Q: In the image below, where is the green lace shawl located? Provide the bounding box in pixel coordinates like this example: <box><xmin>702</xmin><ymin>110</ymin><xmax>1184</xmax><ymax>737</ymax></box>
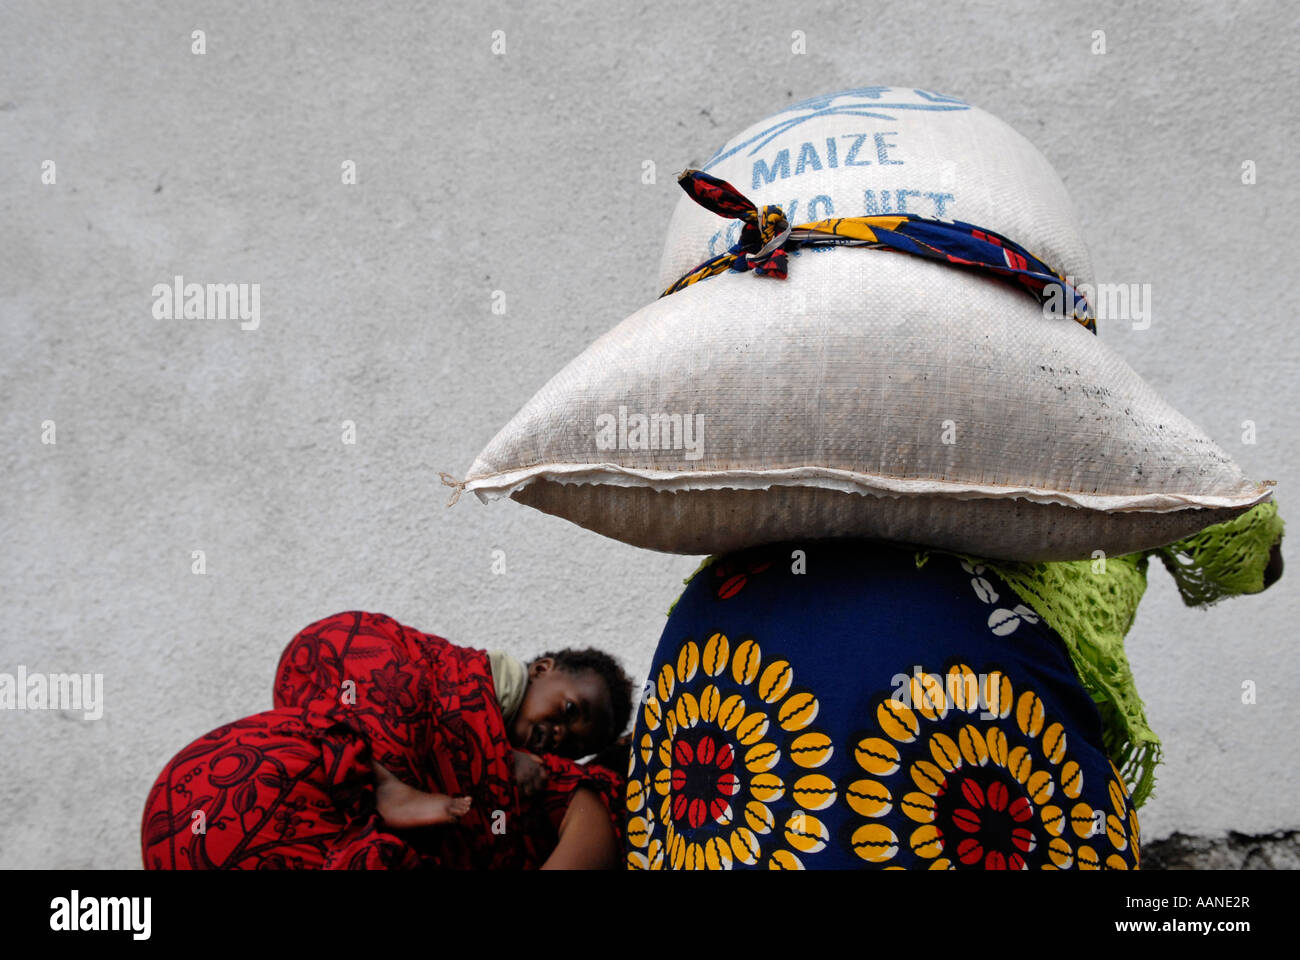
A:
<box><xmin>666</xmin><ymin>500</ymin><xmax>1284</xmax><ymax>810</ymax></box>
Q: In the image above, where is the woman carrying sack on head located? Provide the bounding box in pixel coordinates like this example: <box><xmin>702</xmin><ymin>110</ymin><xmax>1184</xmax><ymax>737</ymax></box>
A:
<box><xmin>625</xmin><ymin>502</ymin><xmax>1282</xmax><ymax>869</ymax></box>
<box><xmin>444</xmin><ymin>87</ymin><xmax>1285</xmax><ymax>871</ymax></box>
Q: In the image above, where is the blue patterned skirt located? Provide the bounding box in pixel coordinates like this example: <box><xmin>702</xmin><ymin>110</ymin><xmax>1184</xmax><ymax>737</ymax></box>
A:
<box><xmin>625</xmin><ymin>539</ymin><xmax>1140</xmax><ymax>870</ymax></box>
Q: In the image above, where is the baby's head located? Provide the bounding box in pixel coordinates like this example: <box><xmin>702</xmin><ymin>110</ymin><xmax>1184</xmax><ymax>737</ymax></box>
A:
<box><xmin>510</xmin><ymin>647</ymin><xmax>633</xmax><ymax>761</ymax></box>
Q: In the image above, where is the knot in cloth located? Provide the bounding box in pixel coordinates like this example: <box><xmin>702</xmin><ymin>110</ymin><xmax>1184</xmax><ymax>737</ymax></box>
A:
<box><xmin>662</xmin><ymin>168</ymin><xmax>1097</xmax><ymax>335</ymax></box>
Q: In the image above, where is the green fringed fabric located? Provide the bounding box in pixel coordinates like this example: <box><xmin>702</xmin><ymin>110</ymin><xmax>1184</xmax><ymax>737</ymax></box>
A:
<box><xmin>664</xmin><ymin>500</ymin><xmax>1284</xmax><ymax>811</ymax></box>
<box><xmin>923</xmin><ymin>549</ymin><xmax>1163</xmax><ymax>809</ymax></box>
<box><xmin>1151</xmin><ymin>499</ymin><xmax>1285</xmax><ymax>607</ymax></box>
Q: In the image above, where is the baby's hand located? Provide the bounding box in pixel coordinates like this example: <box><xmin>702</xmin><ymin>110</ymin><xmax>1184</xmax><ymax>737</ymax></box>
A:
<box><xmin>511</xmin><ymin>749</ymin><xmax>550</xmax><ymax>798</ymax></box>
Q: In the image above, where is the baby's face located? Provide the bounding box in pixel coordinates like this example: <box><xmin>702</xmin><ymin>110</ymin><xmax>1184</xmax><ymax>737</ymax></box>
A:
<box><xmin>512</xmin><ymin>661</ymin><xmax>613</xmax><ymax>760</ymax></box>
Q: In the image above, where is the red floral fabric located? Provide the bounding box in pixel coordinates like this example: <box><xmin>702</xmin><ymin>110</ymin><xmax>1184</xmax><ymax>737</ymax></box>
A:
<box><xmin>141</xmin><ymin>611</ymin><xmax>623</xmax><ymax>869</ymax></box>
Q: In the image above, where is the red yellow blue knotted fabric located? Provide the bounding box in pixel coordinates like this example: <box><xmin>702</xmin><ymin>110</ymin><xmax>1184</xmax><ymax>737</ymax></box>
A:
<box><xmin>662</xmin><ymin>169</ymin><xmax>1097</xmax><ymax>335</ymax></box>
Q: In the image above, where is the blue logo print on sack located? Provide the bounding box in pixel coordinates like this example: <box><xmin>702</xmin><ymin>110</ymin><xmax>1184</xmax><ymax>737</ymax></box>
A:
<box><xmin>701</xmin><ymin>87</ymin><xmax>970</xmax><ymax>172</ymax></box>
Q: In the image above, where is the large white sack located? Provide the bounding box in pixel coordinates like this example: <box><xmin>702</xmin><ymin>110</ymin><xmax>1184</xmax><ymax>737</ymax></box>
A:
<box><xmin>452</xmin><ymin>87</ymin><xmax>1273</xmax><ymax>561</ymax></box>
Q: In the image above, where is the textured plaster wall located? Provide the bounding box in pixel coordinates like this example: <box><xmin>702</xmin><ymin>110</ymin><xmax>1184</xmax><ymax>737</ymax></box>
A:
<box><xmin>1</xmin><ymin>0</ymin><xmax>1296</xmax><ymax>868</ymax></box>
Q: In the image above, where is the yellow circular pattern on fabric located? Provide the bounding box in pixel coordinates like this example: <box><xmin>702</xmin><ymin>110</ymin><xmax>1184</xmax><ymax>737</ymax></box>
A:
<box><xmin>702</xmin><ymin>632</ymin><xmax>729</xmax><ymax>677</ymax></box>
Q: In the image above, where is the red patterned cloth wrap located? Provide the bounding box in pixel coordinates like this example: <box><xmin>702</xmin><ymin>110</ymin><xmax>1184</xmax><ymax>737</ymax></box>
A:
<box><xmin>141</xmin><ymin>611</ymin><xmax>623</xmax><ymax>869</ymax></box>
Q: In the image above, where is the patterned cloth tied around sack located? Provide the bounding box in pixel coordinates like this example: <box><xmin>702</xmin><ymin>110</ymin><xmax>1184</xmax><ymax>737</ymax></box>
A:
<box><xmin>661</xmin><ymin>168</ymin><xmax>1097</xmax><ymax>333</ymax></box>
<box><xmin>669</xmin><ymin>500</ymin><xmax>1284</xmax><ymax>809</ymax></box>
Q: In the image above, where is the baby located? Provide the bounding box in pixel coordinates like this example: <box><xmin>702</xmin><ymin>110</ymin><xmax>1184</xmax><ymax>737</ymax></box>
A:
<box><xmin>144</xmin><ymin>611</ymin><xmax>636</xmax><ymax>870</ymax></box>
<box><xmin>370</xmin><ymin>645</ymin><xmax>634</xmax><ymax>829</ymax></box>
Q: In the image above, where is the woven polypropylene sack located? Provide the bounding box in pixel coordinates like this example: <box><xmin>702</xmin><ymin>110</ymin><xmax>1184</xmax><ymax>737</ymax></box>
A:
<box><xmin>455</xmin><ymin>87</ymin><xmax>1272</xmax><ymax>561</ymax></box>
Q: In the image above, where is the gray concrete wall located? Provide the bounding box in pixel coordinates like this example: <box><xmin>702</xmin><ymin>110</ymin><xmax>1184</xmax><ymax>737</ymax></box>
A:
<box><xmin>1</xmin><ymin>0</ymin><xmax>1296</xmax><ymax>868</ymax></box>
